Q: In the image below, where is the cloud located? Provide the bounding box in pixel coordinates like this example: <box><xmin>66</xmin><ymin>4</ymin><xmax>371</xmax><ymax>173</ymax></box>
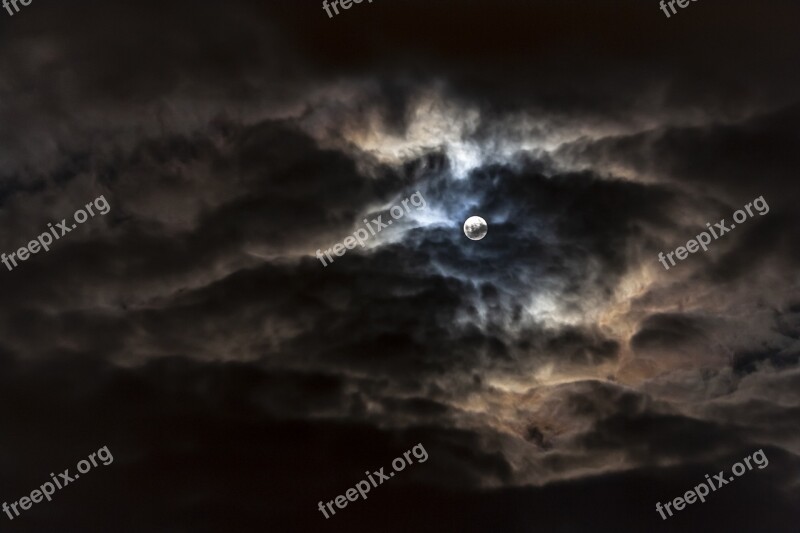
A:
<box><xmin>1</xmin><ymin>0</ymin><xmax>799</xmax><ymax>530</ymax></box>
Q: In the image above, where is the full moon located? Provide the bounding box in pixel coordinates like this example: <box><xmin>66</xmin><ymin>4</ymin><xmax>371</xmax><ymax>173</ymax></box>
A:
<box><xmin>463</xmin><ymin>216</ymin><xmax>488</xmax><ymax>240</ymax></box>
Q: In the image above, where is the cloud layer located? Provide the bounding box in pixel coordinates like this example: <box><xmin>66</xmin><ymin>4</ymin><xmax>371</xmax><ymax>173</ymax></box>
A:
<box><xmin>1</xmin><ymin>0</ymin><xmax>799</xmax><ymax>531</ymax></box>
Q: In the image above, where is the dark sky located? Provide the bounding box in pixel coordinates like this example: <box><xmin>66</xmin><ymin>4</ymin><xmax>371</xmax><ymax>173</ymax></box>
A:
<box><xmin>1</xmin><ymin>0</ymin><xmax>799</xmax><ymax>531</ymax></box>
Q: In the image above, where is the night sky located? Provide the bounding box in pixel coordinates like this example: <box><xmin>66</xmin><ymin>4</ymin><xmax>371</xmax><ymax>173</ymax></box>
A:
<box><xmin>1</xmin><ymin>0</ymin><xmax>799</xmax><ymax>531</ymax></box>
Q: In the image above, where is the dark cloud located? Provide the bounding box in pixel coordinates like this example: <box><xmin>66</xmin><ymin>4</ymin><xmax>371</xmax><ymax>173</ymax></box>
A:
<box><xmin>632</xmin><ymin>313</ymin><xmax>712</xmax><ymax>357</ymax></box>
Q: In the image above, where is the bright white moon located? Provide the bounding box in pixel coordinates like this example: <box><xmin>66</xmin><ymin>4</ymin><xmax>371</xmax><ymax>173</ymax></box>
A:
<box><xmin>463</xmin><ymin>216</ymin><xmax>488</xmax><ymax>240</ymax></box>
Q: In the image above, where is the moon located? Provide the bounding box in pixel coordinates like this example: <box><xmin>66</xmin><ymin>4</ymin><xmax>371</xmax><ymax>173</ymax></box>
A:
<box><xmin>463</xmin><ymin>216</ymin><xmax>488</xmax><ymax>240</ymax></box>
